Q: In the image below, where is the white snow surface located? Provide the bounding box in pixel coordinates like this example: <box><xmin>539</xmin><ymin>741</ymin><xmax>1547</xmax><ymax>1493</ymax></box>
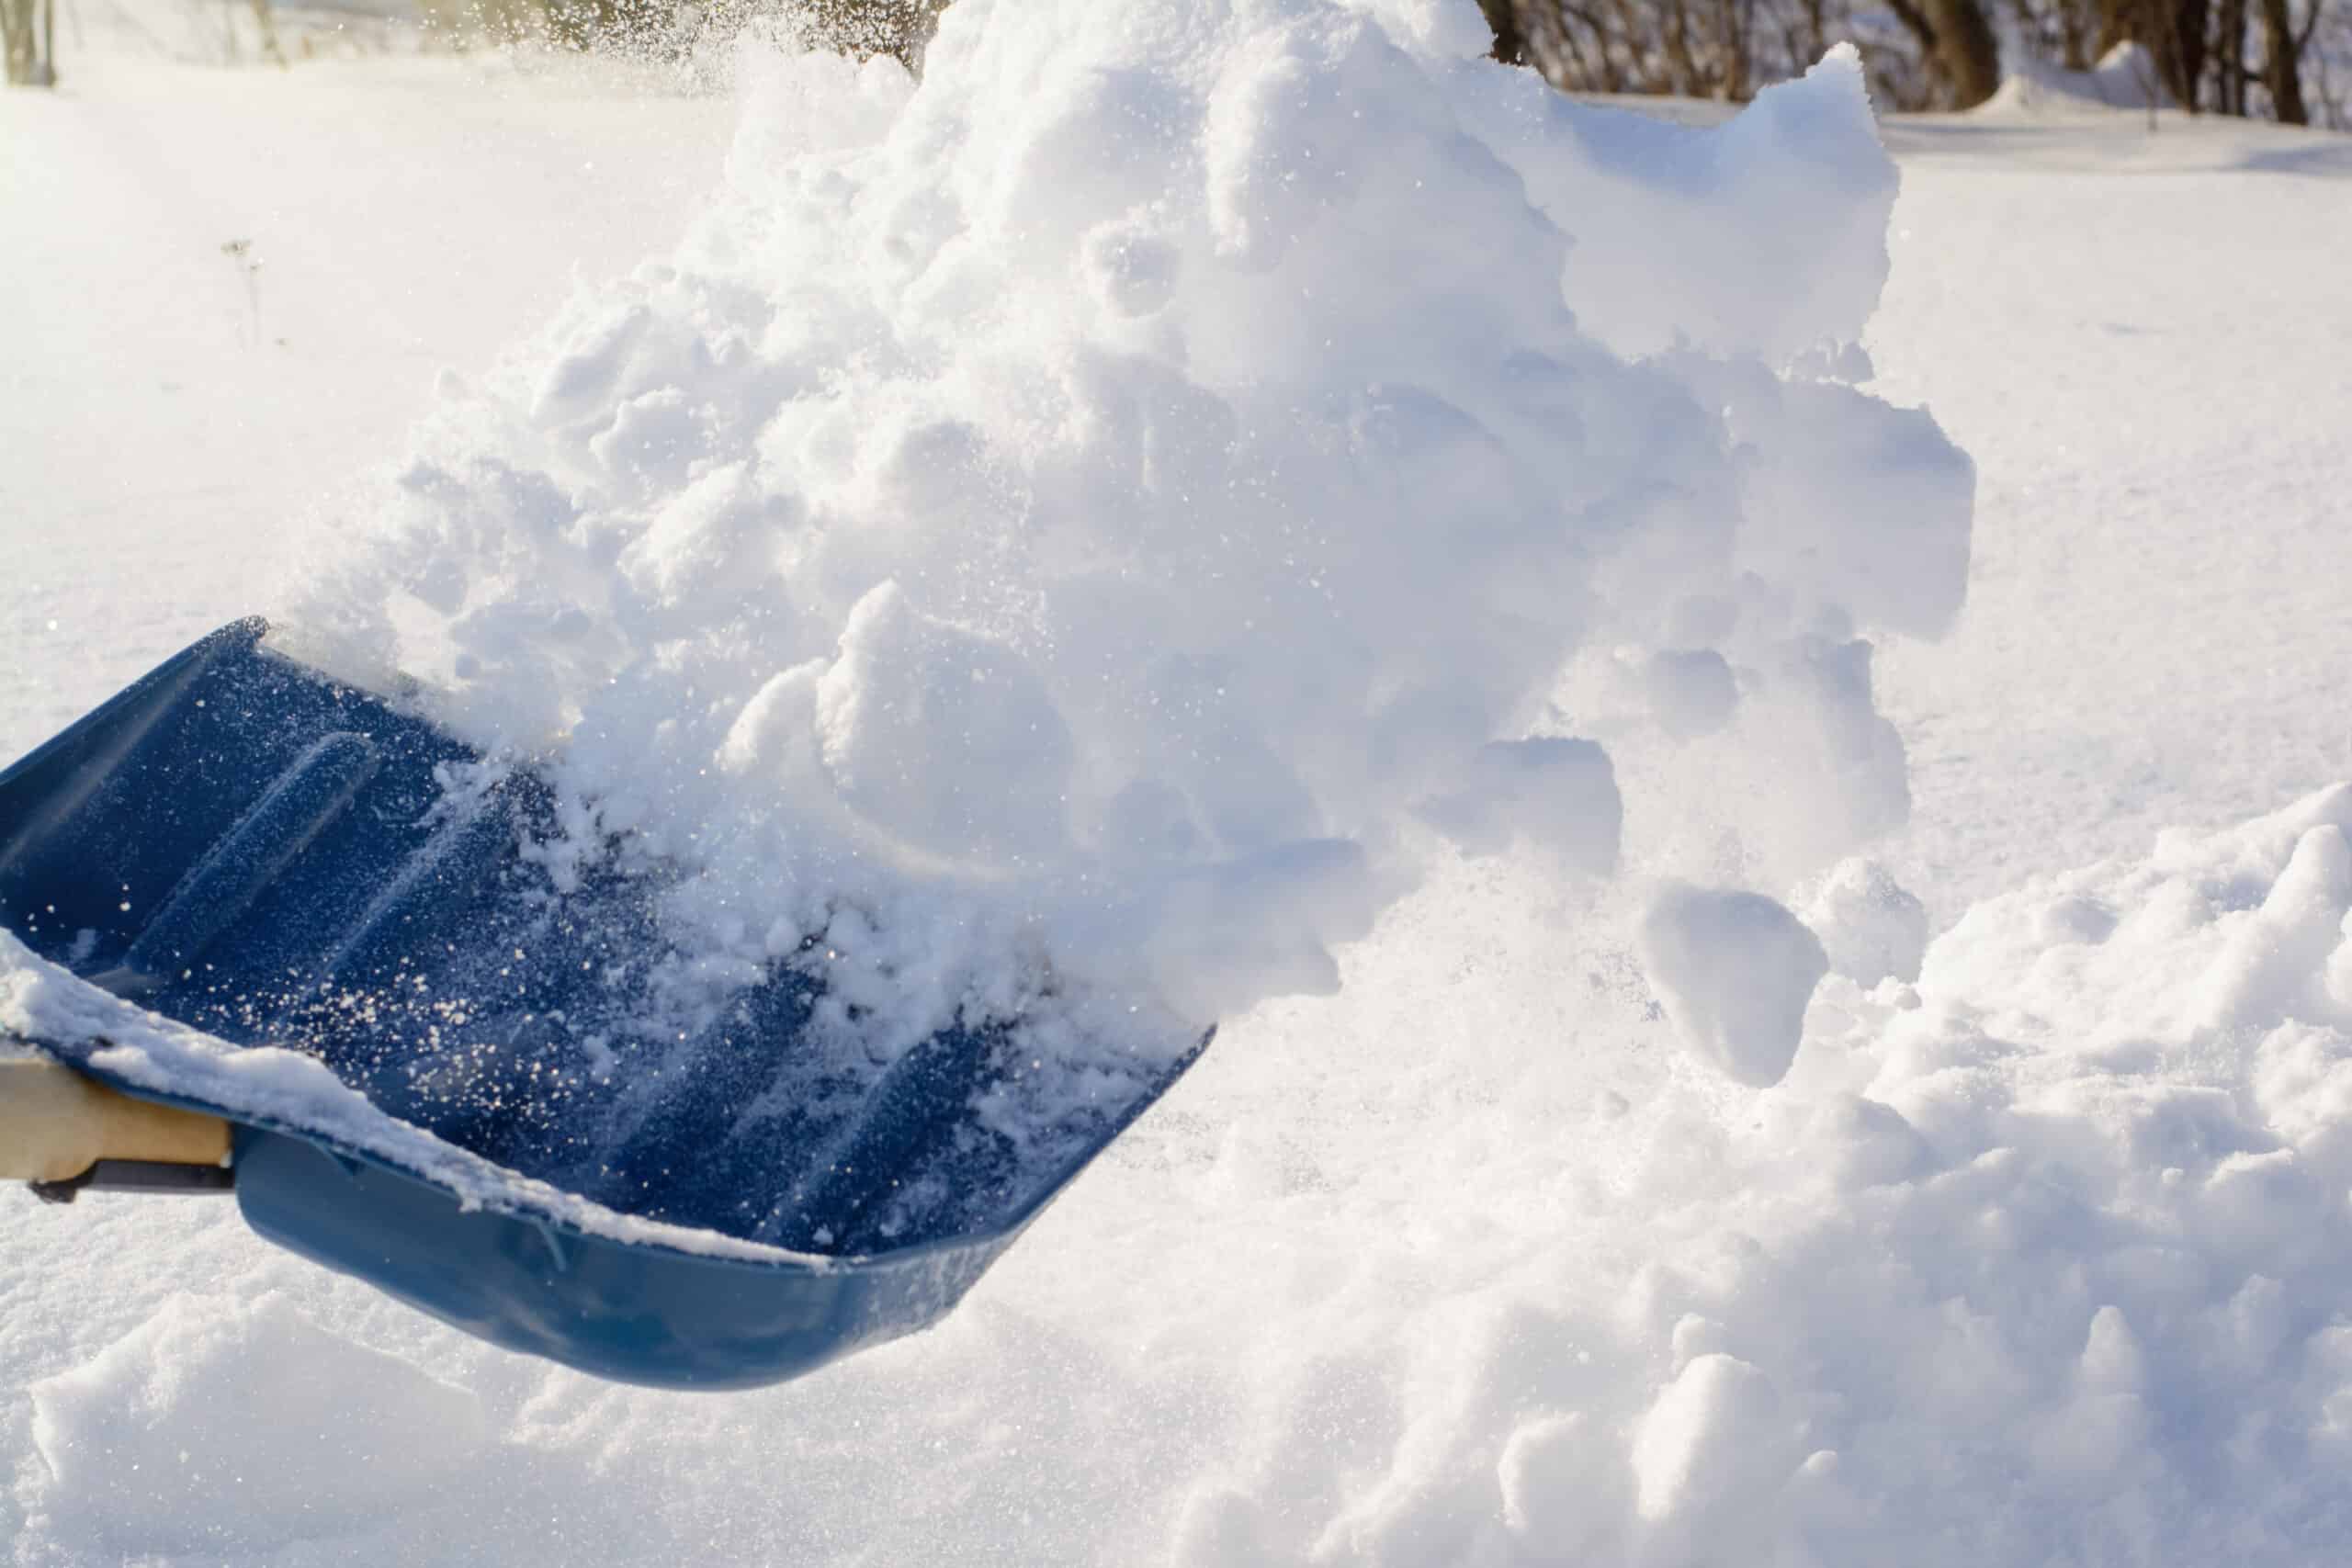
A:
<box><xmin>8</xmin><ymin>3</ymin><xmax>2352</xmax><ymax>1563</ymax></box>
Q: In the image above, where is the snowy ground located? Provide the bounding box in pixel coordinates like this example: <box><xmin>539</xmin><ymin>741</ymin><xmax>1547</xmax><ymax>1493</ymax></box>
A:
<box><xmin>0</xmin><ymin>39</ymin><xmax>730</xmax><ymax>757</ymax></box>
<box><xmin>6</xmin><ymin>8</ymin><xmax>2352</xmax><ymax>1564</ymax></box>
<box><xmin>1871</xmin><ymin>107</ymin><xmax>2352</xmax><ymax>916</ymax></box>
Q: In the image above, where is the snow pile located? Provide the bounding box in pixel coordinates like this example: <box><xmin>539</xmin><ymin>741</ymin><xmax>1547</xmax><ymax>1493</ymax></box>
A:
<box><xmin>1035</xmin><ymin>783</ymin><xmax>2352</xmax><ymax>1562</ymax></box>
<box><xmin>1984</xmin><ymin>40</ymin><xmax>2172</xmax><ymax>116</ymax></box>
<box><xmin>287</xmin><ymin>0</ymin><xmax>1970</xmax><ymax>1090</ymax></box>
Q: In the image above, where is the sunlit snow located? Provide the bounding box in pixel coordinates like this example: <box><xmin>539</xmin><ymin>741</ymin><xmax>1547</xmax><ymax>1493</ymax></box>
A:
<box><xmin>5</xmin><ymin>0</ymin><xmax>2352</xmax><ymax>1561</ymax></box>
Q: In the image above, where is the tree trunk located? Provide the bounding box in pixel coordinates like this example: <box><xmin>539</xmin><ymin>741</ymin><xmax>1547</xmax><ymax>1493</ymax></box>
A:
<box><xmin>2097</xmin><ymin>0</ymin><xmax>2135</xmax><ymax>54</ymax></box>
<box><xmin>1926</xmin><ymin>0</ymin><xmax>2002</xmax><ymax>105</ymax></box>
<box><xmin>2260</xmin><ymin>0</ymin><xmax>2310</xmax><ymax>118</ymax></box>
<box><xmin>2178</xmin><ymin>0</ymin><xmax>2212</xmax><ymax>107</ymax></box>
<box><xmin>3</xmin><ymin>0</ymin><xmax>32</xmax><ymax>83</ymax></box>
<box><xmin>2215</xmin><ymin>0</ymin><xmax>2246</xmax><ymax>110</ymax></box>
<box><xmin>2062</xmin><ymin>0</ymin><xmax>2091</xmax><ymax>68</ymax></box>
<box><xmin>1478</xmin><ymin>0</ymin><xmax>1527</xmax><ymax>64</ymax></box>
<box><xmin>1716</xmin><ymin>0</ymin><xmax>1751</xmax><ymax>97</ymax></box>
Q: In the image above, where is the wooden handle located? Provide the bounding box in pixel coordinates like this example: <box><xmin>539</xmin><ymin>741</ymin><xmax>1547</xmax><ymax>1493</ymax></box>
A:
<box><xmin>0</xmin><ymin>1056</ymin><xmax>232</xmax><ymax>1183</ymax></box>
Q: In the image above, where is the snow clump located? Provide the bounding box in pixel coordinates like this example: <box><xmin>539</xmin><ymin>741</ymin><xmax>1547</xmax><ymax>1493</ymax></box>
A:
<box><xmin>1801</xmin><ymin>855</ymin><xmax>1929</xmax><ymax>985</ymax></box>
<box><xmin>1637</xmin><ymin>883</ymin><xmax>1830</xmax><ymax>1087</ymax></box>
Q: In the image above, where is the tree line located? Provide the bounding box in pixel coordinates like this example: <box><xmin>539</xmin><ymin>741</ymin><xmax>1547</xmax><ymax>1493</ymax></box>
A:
<box><xmin>532</xmin><ymin>0</ymin><xmax>2346</xmax><ymax>127</ymax></box>
<box><xmin>1476</xmin><ymin>0</ymin><xmax>2339</xmax><ymax>122</ymax></box>
<box><xmin>8</xmin><ymin>0</ymin><xmax>2342</xmax><ymax>125</ymax></box>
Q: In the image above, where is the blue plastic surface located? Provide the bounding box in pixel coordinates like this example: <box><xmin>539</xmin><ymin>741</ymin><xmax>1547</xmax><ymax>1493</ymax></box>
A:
<box><xmin>0</xmin><ymin>621</ymin><xmax>1204</xmax><ymax>1388</ymax></box>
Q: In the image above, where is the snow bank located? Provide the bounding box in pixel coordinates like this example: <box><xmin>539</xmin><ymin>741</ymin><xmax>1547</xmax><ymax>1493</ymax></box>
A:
<box><xmin>1984</xmin><ymin>40</ymin><xmax>2173</xmax><ymax>116</ymax></box>
<box><xmin>286</xmin><ymin>3</ymin><xmax>1967</xmax><ymax>1118</ymax></box>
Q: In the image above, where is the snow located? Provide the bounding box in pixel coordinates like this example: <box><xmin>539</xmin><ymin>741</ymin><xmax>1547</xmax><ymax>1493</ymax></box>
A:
<box><xmin>267</xmin><ymin>4</ymin><xmax>1972</xmax><ymax>1137</ymax></box>
<box><xmin>1635</xmin><ymin>884</ymin><xmax>1827</xmax><ymax>1087</ymax></box>
<box><xmin>0</xmin><ymin>931</ymin><xmax>835</xmax><ymax>1263</ymax></box>
<box><xmin>1627</xmin><ymin>1353</ymin><xmax>1791</xmax><ymax>1528</ymax></box>
<box><xmin>1867</xmin><ymin>103</ymin><xmax>2352</xmax><ymax>908</ymax></box>
<box><xmin>1984</xmin><ymin>40</ymin><xmax>2172</xmax><ymax>117</ymax></box>
<box><xmin>0</xmin><ymin>39</ymin><xmax>731</xmax><ymax>760</ymax></box>
<box><xmin>8</xmin><ymin>0</ymin><xmax>2352</xmax><ymax>1562</ymax></box>
<box><xmin>29</xmin><ymin>1293</ymin><xmax>489</xmax><ymax>1556</ymax></box>
<box><xmin>1800</xmin><ymin>856</ymin><xmax>1928</xmax><ymax>986</ymax></box>
<box><xmin>1466</xmin><ymin>39</ymin><xmax>1901</xmax><ymax>364</ymax></box>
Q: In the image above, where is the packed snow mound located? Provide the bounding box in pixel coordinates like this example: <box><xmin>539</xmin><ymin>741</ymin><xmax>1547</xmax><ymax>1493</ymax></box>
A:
<box><xmin>1984</xmin><ymin>40</ymin><xmax>2172</xmax><ymax>116</ymax></box>
<box><xmin>288</xmin><ymin>0</ymin><xmax>1971</xmax><ymax>1074</ymax></box>
<box><xmin>1138</xmin><ymin>783</ymin><xmax>2352</xmax><ymax>1562</ymax></box>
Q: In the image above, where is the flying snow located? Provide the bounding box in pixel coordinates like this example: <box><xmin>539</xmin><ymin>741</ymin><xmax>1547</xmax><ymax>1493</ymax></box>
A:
<box><xmin>285</xmin><ymin>0</ymin><xmax>1972</xmax><ymax>1094</ymax></box>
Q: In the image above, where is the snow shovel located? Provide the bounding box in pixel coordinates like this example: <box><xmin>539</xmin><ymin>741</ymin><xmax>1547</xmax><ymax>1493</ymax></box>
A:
<box><xmin>0</xmin><ymin>619</ymin><xmax>1205</xmax><ymax>1389</ymax></box>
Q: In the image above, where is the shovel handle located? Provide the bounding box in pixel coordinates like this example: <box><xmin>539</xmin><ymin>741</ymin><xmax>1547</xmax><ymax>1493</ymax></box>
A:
<box><xmin>0</xmin><ymin>1055</ymin><xmax>233</xmax><ymax>1186</ymax></box>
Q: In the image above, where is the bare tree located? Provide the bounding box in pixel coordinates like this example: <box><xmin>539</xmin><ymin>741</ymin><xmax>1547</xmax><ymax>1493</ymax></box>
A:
<box><xmin>3</xmin><ymin>0</ymin><xmax>54</xmax><ymax>85</ymax></box>
<box><xmin>1486</xmin><ymin>0</ymin><xmax>2004</xmax><ymax>107</ymax></box>
<box><xmin>2214</xmin><ymin>0</ymin><xmax>2248</xmax><ymax>111</ymax></box>
<box><xmin>1885</xmin><ymin>0</ymin><xmax>2004</xmax><ymax>105</ymax></box>
<box><xmin>2258</xmin><ymin>0</ymin><xmax>2313</xmax><ymax>118</ymax></box>
<box><xmin>2002</xmin><ymin>0</ymin><xmax>2329</xmax><ymax>116</ymax></box>
<box><xmin>1480</xmin><ymin>0</ymin><xmax>1532</xmax><ymax>62</ymax></box>
<box><xmin>2312</xmin><ymin>1</ymin><xmax>2348</xmax><ymax>125</ymax></box>
<box><xmin>1482</xmin><ymin>0</ymin><xmax>2335</xmax><ymax>119</ymax></box>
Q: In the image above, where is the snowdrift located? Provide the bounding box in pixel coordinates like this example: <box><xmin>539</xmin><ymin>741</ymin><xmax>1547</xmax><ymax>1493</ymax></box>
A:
<box><xmin>1983</xmin><ymin>40</ymin><xmax>2173</xmax><ymax>116</ymax></box>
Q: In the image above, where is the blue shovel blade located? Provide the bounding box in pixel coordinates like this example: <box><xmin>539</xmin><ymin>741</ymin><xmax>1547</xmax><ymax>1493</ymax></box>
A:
<box><xmin>0</xmin><ymin>621</ymin><xmax>1204</xmax><ymax>1389</ymax></box>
